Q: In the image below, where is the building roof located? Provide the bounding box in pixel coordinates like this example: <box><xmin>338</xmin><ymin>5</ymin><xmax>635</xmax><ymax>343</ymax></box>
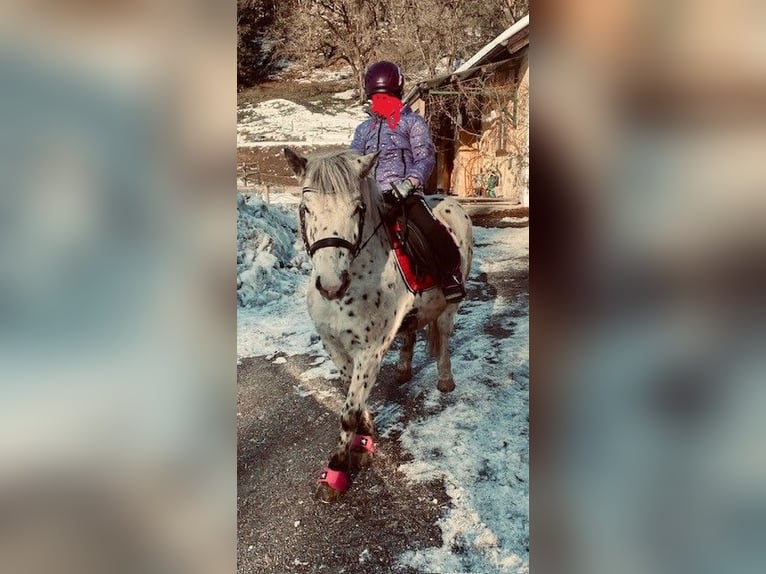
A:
<box><xmin>404</xmin><ymin>14</ymin><xmax>529</xmax><ymax>105</ymax></box>
<box><xmin>454</xmin><ymin>15</ymin><xmax>529</xmax><ymax>74</ymax></box>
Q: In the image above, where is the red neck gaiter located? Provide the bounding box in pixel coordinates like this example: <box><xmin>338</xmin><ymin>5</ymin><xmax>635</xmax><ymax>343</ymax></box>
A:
<box><xmin>370</xmin><ymin>93</ymin><xmax>403</xmax><ymax>130</ymax></box>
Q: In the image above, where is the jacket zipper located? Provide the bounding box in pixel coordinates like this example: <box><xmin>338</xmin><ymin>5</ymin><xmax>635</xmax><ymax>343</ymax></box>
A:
<box><xmin>373</xmin><ymin>120</ymin><xmax>383</xmax><ymax>181</ymax></box>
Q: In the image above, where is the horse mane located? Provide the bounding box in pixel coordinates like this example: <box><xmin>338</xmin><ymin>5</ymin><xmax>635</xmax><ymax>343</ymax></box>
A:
<box><xmin>305</xmin><ymin>150</ymin><xmax>385</xmax><ymax>215</ymax></box>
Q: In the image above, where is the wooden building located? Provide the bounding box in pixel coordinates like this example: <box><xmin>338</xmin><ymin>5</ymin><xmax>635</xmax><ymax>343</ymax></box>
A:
<box><xmin>404</xmin><ymin>16</ymin><xmax>529</xmax><ymax>205</ymax></box>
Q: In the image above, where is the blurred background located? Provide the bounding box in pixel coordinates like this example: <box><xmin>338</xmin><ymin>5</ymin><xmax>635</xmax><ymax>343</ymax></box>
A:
<box><xmin>0</xmin><ymin>1</ymin><xmax>234</xmax><ymax>573</ymax></box>
<box><xmin>533</xmin><ymin>1</ymin><xmax>766</xmax><ymax>573</ymax></box>
<box><xmin>2</xmin><ymin>0</ymin><xmax>766</xmax><ymax>572</ymax></box>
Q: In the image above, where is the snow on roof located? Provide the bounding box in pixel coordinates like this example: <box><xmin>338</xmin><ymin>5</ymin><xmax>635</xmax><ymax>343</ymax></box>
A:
<box><xmin>453</xmin><ymin>14</ymin><xmax>529</xmax><ymax>75</ymax></box>
<box><xmin>403</xmin><ymin>14</ymin><xmax>529</xmax><ymax>105</ymax></box>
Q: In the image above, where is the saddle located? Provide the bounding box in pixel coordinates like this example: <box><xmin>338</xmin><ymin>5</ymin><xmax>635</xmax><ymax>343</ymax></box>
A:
<box><xmin>383</xmin><ymin>194</ymin><xmax>441</xmax><ymax>294</ymax></box>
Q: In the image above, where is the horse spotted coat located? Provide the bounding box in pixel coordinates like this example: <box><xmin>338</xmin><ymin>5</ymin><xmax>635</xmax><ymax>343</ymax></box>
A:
<box><xmin>284</xmin><ymin>148</ymin><xmax>473</xmax><ymax>502</ymax></box>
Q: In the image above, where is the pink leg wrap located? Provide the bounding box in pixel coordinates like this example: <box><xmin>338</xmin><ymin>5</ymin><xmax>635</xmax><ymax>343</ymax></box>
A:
<box><xmin>317</xmin><ymin>468</ymin><xmax>349</xmax><ymax>492</ymax></box>
<box><xmin>351</xmin><ymin>434</ymin><xmax>376</xmax><ymax>454</ymax></box>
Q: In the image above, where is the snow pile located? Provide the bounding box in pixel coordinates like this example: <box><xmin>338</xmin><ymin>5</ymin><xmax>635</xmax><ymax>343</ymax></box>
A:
<box><xmin>236</xmin><ymin>194</ymin><xmax>328</xmax><ymax>362</ymax></box>
<box><xmin>237</xmin><ymin>98</ymin><xmax>365</xmax><ymax>147</ymax></box>
<box><xmin>236</xmin><ymin>193</ymin><xmax>310</xmax><ymax>308</ymax></box>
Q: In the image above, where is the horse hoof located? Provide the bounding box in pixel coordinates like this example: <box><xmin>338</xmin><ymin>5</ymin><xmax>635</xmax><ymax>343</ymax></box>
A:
<box><xmin>315</xmin><ymin>481</ymin><xmax>343</xmax><ymax>503</ymax></box>
<box><xmin>397</xmin><ymin>368</ymin><xmax>412</xmax><ymax>384</ymax></box>
<box><xmin>315</xmin><ymin>467</ymin><xmax>349</xmax><ymax>503</ymax></box>
<box><xmin>350</xmin><ymin>449</ymin><xmax>374</xmax><ymax>469</ymax></box>
<box><xmin>437</xmin><ymin>378</ymin><xmax>455</xmax><ymax>393</ymax></box>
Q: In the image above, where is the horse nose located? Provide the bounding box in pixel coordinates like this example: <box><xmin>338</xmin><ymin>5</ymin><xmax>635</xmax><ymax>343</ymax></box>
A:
<box><xmin>316</xmin><ymin>272</ymin><xmax>349</xmax><ymax>300</ymax></box>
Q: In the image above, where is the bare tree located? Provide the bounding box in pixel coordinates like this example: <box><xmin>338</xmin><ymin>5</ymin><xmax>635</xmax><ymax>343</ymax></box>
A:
<box><xmin>273</xmin><ymin>0</ymin><xmax>391</xmax><ymax>101</ymax></box>
<box><xmin>260</xmin><ymin>0</ymin><xmax>529</xmax><ymax>97</ymax></box>
<box><xmin>384</xmin><ymin>0</ymin><xmax>525</xmax><ymax>78</ymax></box>
<box><xmin>238</xmin><ymin>0</ymin><xmax>278</xmax><ymax>88</ymax></box>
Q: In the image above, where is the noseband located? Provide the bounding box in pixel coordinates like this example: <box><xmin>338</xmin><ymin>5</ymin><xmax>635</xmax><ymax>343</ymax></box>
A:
<box><xmin>299</xmin><ymin>188</ymin><xmax>367</xmax><ymax>258</ymax></box>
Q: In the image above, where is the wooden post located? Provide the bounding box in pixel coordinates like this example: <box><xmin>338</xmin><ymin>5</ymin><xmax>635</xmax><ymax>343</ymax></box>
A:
<box><xmin>265</xmin><ymin>184</ymin><xmax>271</xmax><ymax>204</ymax></box>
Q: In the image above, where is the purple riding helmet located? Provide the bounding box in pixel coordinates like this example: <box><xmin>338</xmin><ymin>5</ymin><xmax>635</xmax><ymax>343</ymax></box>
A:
<box><xmin>364</xmin><ymin>61</ymin><xmax>404</xmax><ymax>99</ymax></box>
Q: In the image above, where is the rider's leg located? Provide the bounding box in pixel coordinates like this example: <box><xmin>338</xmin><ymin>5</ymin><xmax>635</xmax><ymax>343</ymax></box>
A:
<box><xmin>402</xmin><ymin>194</ymin><xmax>465</xmax><ymax>303</ymax></box>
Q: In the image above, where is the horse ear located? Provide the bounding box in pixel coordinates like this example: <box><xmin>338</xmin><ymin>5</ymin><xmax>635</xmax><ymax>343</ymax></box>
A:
<box><xmin>354</xmin><ymin>152</ymin><xmax>379</xmax><ymax>179</ymax></box>
<box><xmin>283</xmin><ymin>147</ymin><xmax>307</xmax><ymax>178</ymax></box>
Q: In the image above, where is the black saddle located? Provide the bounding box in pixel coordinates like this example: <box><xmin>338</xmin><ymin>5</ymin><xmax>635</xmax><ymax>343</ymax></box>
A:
<box><xmin>385</xmin><ymin>194</ymin><xmax>437</xmax><ymax>277</ymax></box>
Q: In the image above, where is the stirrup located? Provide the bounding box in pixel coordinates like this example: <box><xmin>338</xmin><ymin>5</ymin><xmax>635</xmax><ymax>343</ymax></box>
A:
<box><xmin>442</xmin><ymin>275</ymin><xmax>466</xmax><ymax>303</ymax></box>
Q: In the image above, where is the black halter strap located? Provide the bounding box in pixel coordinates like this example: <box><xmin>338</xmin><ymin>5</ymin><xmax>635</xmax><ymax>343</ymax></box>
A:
<box><xmin>300</xmin><ymin>188</ymin><xmax>367</xmax><ymax>257</ymax></box>
<box><xmin>305</xmin><ymin>236</ymin><xmax>358</xmax><ymax>257</ymax></box>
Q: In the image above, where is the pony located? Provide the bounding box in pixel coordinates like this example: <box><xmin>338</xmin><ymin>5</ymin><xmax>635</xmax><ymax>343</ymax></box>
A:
<box><xmin>283</xmin><ymin>148</ymin><xmax>473</xmax><ymax>502</ymax></box>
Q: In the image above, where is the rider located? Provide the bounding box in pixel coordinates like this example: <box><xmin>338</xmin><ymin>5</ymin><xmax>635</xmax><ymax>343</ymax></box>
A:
<box><xmin>350</xmin><ymin>60</ymin><xmax>466</xmax><ymax>303</ymax></box>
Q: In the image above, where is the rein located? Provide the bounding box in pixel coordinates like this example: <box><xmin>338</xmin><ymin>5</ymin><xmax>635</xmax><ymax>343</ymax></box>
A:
<box><xmin>357</xmin><ymin>208</ymin><xmax>388</xmax><ymax>254</ymax></box>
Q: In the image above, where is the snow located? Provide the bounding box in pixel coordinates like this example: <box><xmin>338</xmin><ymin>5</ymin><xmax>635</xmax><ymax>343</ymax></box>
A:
<box><xmin>390</xmin><ymin>225</ymin><xmax>529</xmax><ymax>574</ymax></box>
<box><xmin>332</xmin><ymin>88</ymin><xmax>358</xmax><ymax>100</ymax></box>
<box><xmin>294</xmin><ymin>66</ymin><xmax>354</xmax><ymax>83</ymax></box>
<box><xmin>236</xmin><ymin>193</ymin><xmax>310</xmax><ymax>309</ymax></box>
<box><xmin>237</xmin><ymin>192</ymin><xmax>528</xmax><ymax>573</ymax></box>
<box><xmin>237</xmin><ymin>98</ymin><xmax>365</xmax><ymax>147</ymax></box>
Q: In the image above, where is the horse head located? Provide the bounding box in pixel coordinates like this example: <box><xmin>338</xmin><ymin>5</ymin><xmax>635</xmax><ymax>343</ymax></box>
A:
<box><xmin>284</xmin><ymin>148</ymin><xmax>379</xmax><ymax>300</ymax></box>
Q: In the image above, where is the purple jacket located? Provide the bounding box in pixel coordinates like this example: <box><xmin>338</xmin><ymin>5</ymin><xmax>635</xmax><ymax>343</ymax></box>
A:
<box><xmin>350</xmin><ymin>106</ymin><xmax>435</xmax><ymax>191</ymax></box>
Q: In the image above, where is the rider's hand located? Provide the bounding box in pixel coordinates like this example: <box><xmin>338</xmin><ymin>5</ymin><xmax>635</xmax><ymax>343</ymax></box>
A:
<box><xmin>391</xmin><ymin>178</ymin><xmax>416</xmax><ymax>198</ymax></box>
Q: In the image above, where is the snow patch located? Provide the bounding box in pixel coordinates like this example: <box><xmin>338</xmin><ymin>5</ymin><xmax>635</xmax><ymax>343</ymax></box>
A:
<box><xmin>237</xmin><ymin>98</ymin><xmax>365</xmax><ymax>147</ymax></box>
<box><xmin>396</xmin><ymin>226</ymin><xmax>529</xmax><ymax>574</ymax></box>
<box><xmin>299</xmin><ymin>362</ymin><xmax>339</xmax><ymax>382</ymax></box>
<box><xmin>501</xmin><ymin>216</ymin><xmax>529</xmax><ymax>225</ymax></box>
<box><xmin>332</xmin><ymin>88</ymin><xmax>358</xmax><ymax>100</ymax></box>
<box><xmin>371</xmin><ymin>402</ymin><xmax>405</xmax><ymax>439</ymax></box>
<box><xmin>295</xmin><ymin>66</ymin><xmax>354</xmax><ymax>83</ymax></box>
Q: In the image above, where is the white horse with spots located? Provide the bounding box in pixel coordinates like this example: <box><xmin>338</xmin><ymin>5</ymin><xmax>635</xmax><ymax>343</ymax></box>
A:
<box><xmin>284</xmin><ymin>148</ymin><xmax>473</xmax><ymax>502</ymax></box>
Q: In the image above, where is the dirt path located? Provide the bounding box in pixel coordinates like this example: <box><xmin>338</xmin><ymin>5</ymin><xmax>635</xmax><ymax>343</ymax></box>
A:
<box><xmin>237</xmin><ymin>221</ymin><xmax>528</xmax><ymax>573</ymax></box>
<box><xmin>237</xmin><ymin>355</ymin><xmax>448</xmax><ymax>574</ymax></box>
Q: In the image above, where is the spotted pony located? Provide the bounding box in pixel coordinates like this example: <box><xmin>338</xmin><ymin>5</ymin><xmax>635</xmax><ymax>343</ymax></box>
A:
<box><xmin>284</xmin><ymin>148</ymin><xmax>473</xmax><ymax>502</ymax></box>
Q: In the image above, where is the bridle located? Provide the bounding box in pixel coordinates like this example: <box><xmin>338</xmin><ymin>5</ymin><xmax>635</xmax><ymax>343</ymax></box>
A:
<box><xmin>299</xmin><ymin>187</ymin><xmax>368</xmax><ymax>258</ymax></box>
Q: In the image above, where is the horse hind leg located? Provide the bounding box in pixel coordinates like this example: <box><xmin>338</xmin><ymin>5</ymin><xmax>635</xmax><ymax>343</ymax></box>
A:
<box><xmin>396</xmin><ymin>330</ymin><xmax>416</xmax><ymax>384</ymax></box>
<box><xmin>427</xmin><ymin>310</ymin><xmax>456</xmax><ymax>393</ymax></box>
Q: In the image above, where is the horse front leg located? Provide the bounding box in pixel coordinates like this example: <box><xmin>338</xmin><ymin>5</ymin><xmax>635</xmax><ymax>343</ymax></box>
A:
<box><xmin>315</xmin><ymin>352</ymin><xmax>381</xmax><ymax>503</ymax></box>
<box><xmin>349</xmin><ymin>406</ymin><xmax>376</xmax><ymax>469</ymax></box>
<box><xmin>321</xmin><ymin>335</ymin><xmax>353</xmax><ymax>392</ymax></box>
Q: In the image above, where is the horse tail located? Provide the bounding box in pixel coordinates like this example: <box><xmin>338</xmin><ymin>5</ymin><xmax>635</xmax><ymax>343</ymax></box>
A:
<box><xmin>426</xmin><ymin>320</ymin><xmax>441</xmax><ymax>358</ymax></box>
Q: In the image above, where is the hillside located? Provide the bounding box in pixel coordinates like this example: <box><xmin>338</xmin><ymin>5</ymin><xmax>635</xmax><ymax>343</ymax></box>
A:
<box><xmin>237</xmin><ymin>66</ymin><xmax>365</xmax><ymax>189</ymax></box>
